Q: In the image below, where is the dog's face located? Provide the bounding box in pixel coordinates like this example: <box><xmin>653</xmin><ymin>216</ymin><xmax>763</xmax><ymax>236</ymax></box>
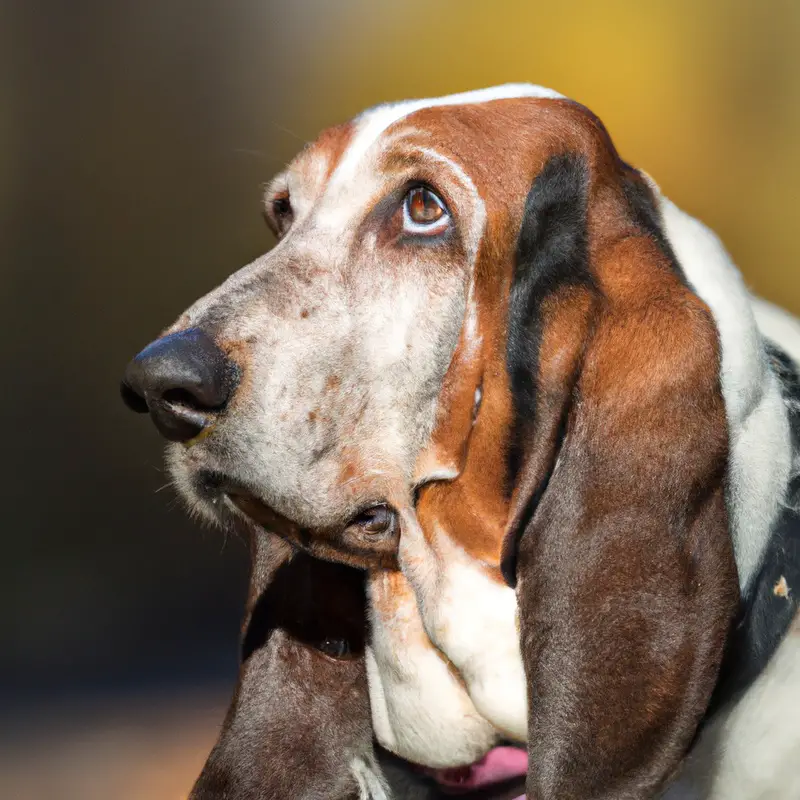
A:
<box><xmin>123</xmin><ymin>83</ymin><xmax>751</xmax><ymax>798</ymax></box>
<box><xmin>124</xmin><ymin>85</ymin><xmax>567</xmax><ymax>567</ymax></box>
<box><xmin>167</xmin><ymin>121</ymin><xmax>469</xmax><ymax>563</ymax></box>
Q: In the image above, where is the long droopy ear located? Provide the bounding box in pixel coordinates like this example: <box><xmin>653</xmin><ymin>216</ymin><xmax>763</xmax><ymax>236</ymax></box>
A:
<box><xmin>502</xmin><ymin>150</ymin><xmax>740</xmax><ymax>799</ymax></box>
<box><xmin>190</xmin><ymin>532</ymin><xmax>381</xmax><ymax>800</ymax></box>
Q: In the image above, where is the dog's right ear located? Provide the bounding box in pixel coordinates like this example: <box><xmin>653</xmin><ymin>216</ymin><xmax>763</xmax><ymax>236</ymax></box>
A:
<box><xmin>190</xmin><ymin>531</ymin><xmax>385</xmax><ymax>800</ymax></box>
<box><xmin>501</xmin><ymin>148</ymin><xmax>739</xmax><ymax>799</ymax></box>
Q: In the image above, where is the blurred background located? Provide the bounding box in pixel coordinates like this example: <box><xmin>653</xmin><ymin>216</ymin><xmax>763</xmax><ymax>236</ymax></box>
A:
<box><xmin>1</xmin><ymin>0</ymin><xmax>798</xmax><ymax>797</ymax></box>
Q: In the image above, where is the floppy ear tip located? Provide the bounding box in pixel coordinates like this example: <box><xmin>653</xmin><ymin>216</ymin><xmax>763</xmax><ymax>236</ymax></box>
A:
<box><xmin>500</xmin><ymin>535</ymin><xmax>518</xmax><ymax>588</ymax></box>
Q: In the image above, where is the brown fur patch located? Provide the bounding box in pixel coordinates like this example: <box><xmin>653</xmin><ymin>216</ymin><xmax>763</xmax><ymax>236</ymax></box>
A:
<box><xmin>386</xmin><ymin>97</ymin><xmax>739</xmax><ymax>795</ymax></box>
<box><xmin>405</xmin><ymin>98</ymin><xmax>587</xmax><ymax>568</ymax></box>
<box><xmin>315</xmin><ymin>121</ymin><xmax>356</xmax><ymax>183</ymax></box>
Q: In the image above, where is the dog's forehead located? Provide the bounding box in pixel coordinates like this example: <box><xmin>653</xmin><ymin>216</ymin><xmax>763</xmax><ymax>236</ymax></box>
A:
<box><xmin>335</xmin><ymin>84</ymin><xmax>562</xmax><ymax>177</ymax></box>
<box><xmin>286</xmin><ymin>83</ymin><xmax>568</xmax><ymax>204</ymax></box>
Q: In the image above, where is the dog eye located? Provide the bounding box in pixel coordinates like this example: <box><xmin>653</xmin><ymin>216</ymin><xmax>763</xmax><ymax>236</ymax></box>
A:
<box><xmin>267</xmin><ymin>192</ymin><xmax>293</xmax><ymax>236</ymax></box>
<box><xmin>403</xmin><ymin>186</ymin><xmax>449</xmax><ymax>234</ymax></box>
<box><xmin>352</xmin><ymin>505</ymin><xmax>394</xmax><ymax>534</ymax></box>
<box><xmin>317</xmin><ymin>637</ymin><xmax>352</xmax><ymax>659</ymax></box>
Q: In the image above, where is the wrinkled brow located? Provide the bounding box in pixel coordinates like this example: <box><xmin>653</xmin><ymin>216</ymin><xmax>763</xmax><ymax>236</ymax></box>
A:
<box><xmin>379</xmin><ymin>140</ymin><xmax>487</xmax><ymax>262</ymax></box>
<box><xmin>380</xmin><ymin>141</ymin><xmax>478</xmax><ymax>191</ymax></box>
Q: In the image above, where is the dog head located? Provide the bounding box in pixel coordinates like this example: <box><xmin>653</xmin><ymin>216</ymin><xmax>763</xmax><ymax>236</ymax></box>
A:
<box><xmin>121</xmin><ymin>85</ymin><xmax>571</xmax><ymax>569</ymax></box>
<box><xmin>124</xmin><ymin>84</ymin><xmax>743</xmax><ymax>796</ymax></box>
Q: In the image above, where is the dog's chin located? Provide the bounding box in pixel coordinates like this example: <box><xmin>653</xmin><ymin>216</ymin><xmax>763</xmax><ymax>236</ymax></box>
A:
<box><xmin>164</xmin><ymin>443</ymin><xmax>254</xmax><ymax>532</ymax></box>
<box><xmin>166</xmin><ymin>444</ymin><xmax>330</xmax><ymax>547</ymax></box>
<box><xmin>165</xmin><ymin>443</ymin><xmax>406</xmax><ymax>570</ymax></box>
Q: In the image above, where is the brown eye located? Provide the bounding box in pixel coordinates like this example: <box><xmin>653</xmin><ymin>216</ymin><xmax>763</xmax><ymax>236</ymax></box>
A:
<box><xmin>317</xmin><ymin>637</ymin><xmax>352</xmax><ymax>659</ymax></box>
<box><xmin>268</xmin><ymin>193</ymin><xmax>293</xmax><ymax>235</ymax></box>
<box><xmin>353</xmin><ymin>505</ymin><xmax>394</xmax><ymax>534</ymax></box>
<box><xmin>404</xmin><ymin>186</ymin><xmax>448</xmax><ymax>232</ymax></box>
<box><xmin>273</xmin><ymin>196</ymin><xmax>291</xmax><ymax>216</ymax></box>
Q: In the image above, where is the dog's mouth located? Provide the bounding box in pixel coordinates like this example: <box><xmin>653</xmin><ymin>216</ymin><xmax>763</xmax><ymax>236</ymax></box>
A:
<box><xmin>225</xmin><ymin>489</ymin><xmax>303</xmax><ymax>541</ymax></box>
<box><xmin>423</xmin><ymin>746</ymin><xmax>528</xmax><ymax>796</ymax></box>
<box><xmin>190</xmin><ymin>471</ymin><xmax>402</xmax><ymax>569</ymax></box>
<box><xmin>181</xmin><ymin>468</ymin><xmax>299</xmax><ymax>536</ymax></box>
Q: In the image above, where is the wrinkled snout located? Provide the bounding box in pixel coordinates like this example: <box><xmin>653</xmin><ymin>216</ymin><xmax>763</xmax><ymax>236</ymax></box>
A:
<box><xmin>121</xmin><ymin>328</ymin><xmax>239</xmax><ymax>442</ymax></box>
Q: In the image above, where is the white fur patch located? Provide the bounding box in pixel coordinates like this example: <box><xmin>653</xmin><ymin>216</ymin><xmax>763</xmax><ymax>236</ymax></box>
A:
<box><xmin>752</xmin><ymin>296</ymin><xmax>800</xmax><ymax>368</ymax></box>
<box><xmin>658</xmin><ymin>196</ymin><xmax>793</xmax><ymax>592</ymax></box>
<box><xmin>331</xmin><ymin>83</ymin><xmax>563</xmax><ymax>190</ymax></box>
<box><xmin>366</xmin><ymin>568</ymin><xmax>498</xmax><ymax>768</ymax></box>
<box><xmin>420</xmin><ymin>527</ymin><xmax>528</xmax><ymax>740</ymax></box>
<box><xmin>349</xmin><ymin>753</ymin><xmax>391</xmax><ymax>800</ymax></box>
<box><xmin>368</xmin><ymin>507</ymin><xmax>528</xmax><ymax>767</ymax></box>
<box><xmin>664</xmin><ymin>611</ymin><xmax>800</xmax><ymax>799</ymax></box>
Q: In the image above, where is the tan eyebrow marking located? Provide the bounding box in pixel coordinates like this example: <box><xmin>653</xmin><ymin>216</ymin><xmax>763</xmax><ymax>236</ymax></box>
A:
<box><xmin>263</xmin><ymin>173</ymin><xmax>288</xmax><ymax>203</ymax></box>
<box><xmin>308</xmin><ymin>121</ymin><xmax>357</xmax><ymax>184</ymax></box>
<box><xmin>381</xmin><ymin>150</ymin><xmax>424</xmax><ymax>172</ymax></box>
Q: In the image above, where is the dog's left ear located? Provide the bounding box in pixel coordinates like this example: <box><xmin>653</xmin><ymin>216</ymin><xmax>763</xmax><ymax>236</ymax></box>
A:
<box><xmin>501</xmin><ymin>149</ymin><xmax>740</xmax><ymax>799</ymax></box>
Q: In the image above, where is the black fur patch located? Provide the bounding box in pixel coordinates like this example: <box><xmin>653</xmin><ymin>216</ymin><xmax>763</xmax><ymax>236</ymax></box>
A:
<box><xmin>619</xmin><ymin>164</ymin><xmax>685</xmax><ymax>283</ymax></box>
<box><xmin>502</xmin><ymin>153</ymin><xmax>594</xmax><ymax>585</ymax></box>
<box><xmin>241</xmin><ymin>553</ymin><xmax>366</xmax><ymax>663</ymax></box>
<box><xmin>708</xmin><ymin>342</ymin><xmax>800</xmax><ymax>713</ymax></box>
<box><xmin>502</xmin><ymin>156</ymin><xmax>696</xmax><ymax>587</ymax></box>
<box><xmin>506</xmin><ymin>154</ymin><xmax>593</xmax><ymax>479</ymax></box>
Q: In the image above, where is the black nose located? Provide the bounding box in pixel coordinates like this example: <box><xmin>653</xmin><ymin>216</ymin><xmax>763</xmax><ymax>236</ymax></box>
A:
<box><xmin>121</xmin><ymin>328</ymin><xmax>239</xmax><ymax>442</ymax></box>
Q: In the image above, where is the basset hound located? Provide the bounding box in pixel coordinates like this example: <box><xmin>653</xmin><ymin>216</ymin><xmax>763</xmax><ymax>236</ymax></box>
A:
<box><xmin>121</xmin><ymin>84</ymin><xmax>800</xmax><ymax>799</ymax></box>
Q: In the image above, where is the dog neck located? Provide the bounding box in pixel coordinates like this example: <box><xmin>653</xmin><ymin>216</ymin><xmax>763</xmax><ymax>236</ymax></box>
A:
<box><xmin>707</xmin><ymin>340</ymin><xmax>800</xmax><ymax>716</ymax></box>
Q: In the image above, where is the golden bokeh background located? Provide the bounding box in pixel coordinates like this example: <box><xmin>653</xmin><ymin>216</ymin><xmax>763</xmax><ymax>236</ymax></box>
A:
<box><xmin>299</xmin><ymin>0</ymin><xmax>800</xmax><ymax>314</ymax></box>
<box><xmin>1</xmin><ymin>1</ymin><xmax>798</xmax><ymax>798</ymax></box>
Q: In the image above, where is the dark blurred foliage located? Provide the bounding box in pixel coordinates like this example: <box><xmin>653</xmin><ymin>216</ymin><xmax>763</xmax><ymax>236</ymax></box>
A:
<box><xmin>1</xmin><ymin>0</ymin><xmax>798</xmax><ymax>722</ymax></box>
